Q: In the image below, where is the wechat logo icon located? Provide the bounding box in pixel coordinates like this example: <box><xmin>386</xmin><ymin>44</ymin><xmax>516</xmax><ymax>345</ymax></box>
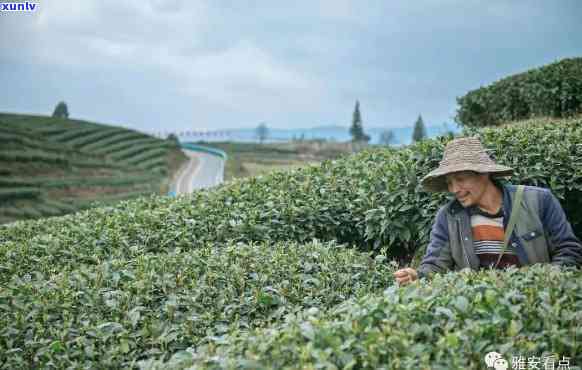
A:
<box><xmin>485</xmin><ymin>352</ymin><xmax>508</xmax><ymax>370</ymax></box>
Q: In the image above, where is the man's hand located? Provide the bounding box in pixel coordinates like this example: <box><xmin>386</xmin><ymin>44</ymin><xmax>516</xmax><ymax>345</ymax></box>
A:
<box><xmin>393</xmin><ymin>268</ymin><xmax>418</xmax><ymax>286</ymax></box>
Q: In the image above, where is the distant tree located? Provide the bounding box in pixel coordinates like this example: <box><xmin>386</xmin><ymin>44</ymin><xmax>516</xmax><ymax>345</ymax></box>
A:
<box><xmin>379</xmin><ymin>129</ymin><xmax>396</xmax><ymax>146</ymax></box>
<box><xmin>167</xmin><ymin>133</ymin><xmax>180</xmax><ymax>147</ymax></box>
<box><xmin>349</xmin><ymin>100</ymin><xmax>370</xmax><ymax>143</ymax></box>
<box><xmin>52</xmin><ymin>101</ymin><xmax>69</xmax><ymax>119</ymax></box>
<box><xmin>256</xmin><ymin>122</ymin><xmax>269</xmax><ymax>143</ymax></box>
<box><xmin>412</xmin><ymin>114</ymin><xmax>427</xmax><ymax>142</ymax></box>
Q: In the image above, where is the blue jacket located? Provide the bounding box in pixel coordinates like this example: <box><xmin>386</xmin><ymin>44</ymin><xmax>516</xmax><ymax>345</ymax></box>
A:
<box><xmin>418</xmin><ymin>183</ymin><xmax>582</xmax><ymax>278</ymax></box>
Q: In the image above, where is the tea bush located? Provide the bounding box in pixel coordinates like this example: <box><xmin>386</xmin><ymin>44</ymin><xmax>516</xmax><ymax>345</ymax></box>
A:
<box><xmin>456</xmin><ymin>57</ymin><xmax>582</xmax><ymax>127</ymax></box>
<box><xmin>0</xmin><ymin>113</ymin><xmax>187</xmax><ymax>224</ymax></box>
<box><xmin>0</xmin><ymin>240</ymin><xmax>393</xmax><ymax>369</ymax></box>
<box><xmin>144</xmin><ymin>265</ymin><xmax>582</xmax><ymax>370</ymax></box>
<box><xmin>2</xmin><ymin>117</ymin><xmax>582</xmax><ymax>368</ymax></box>
<box><xmin>2</xmin><ymin>118</ymin><xmax>582</xmax><ymax>271</ymax></box>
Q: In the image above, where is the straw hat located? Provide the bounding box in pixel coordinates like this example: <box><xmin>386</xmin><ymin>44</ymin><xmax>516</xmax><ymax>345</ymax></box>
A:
<box><xmin>421</xmin><ymin>137</ymin><xmax>513</xmax><ymax>192</ymax></box>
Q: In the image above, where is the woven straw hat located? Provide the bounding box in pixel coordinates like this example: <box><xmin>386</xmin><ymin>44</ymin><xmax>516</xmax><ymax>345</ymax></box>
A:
<box><xmin>421</xmin><ymin>137</ymin><xmax>513</xmax><ymax>192</ymax></box>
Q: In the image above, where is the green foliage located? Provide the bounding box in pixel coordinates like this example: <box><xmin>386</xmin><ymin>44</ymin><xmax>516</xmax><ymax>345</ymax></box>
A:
<box><xmin>167</xmin><ymin>133</ymin><xmax>180</xmax><ymax>147</ymax></box>
<box><xmin>350</xmin><ymin>100</ymin><xmax>370</xmax><ymax>143</ymax></box>
<box><xmin>52</xmin><ymin>101</ymin><xmax>69</xmax><ymax>119</ymax></box>
<box><xmin>60</xmin><ymin>190</ymin><xmax>159</xmax><ymax>210</ymax></box>
<box><xmin>0</xmin><ymin>198</ymin><xmax>76</xmax><ymax>223</ymax></box>
<box><xmin>3</xmin><ymin>117</ymin><xmax>582</xmax><ymax>267</ymax></box>
<box><xmin>412</xmin><ymin>114</ymin><xmax>427</xmax><ymax>142</ymax></box>
<box><xmin>163</xmin><ymin>265</ymin><xmax>582</xmax><ymax>370</ymax></box>
<box><xmin>0</xmin><ymin>174</ymin><xmax>161</xmax><ymax>189</ymax></box>
<box><xmin>50</xmin><ymin>126</ymin><xmax>101</xmax><ymax>143</ymax></box>
<box><xmin>110</xmin><ymin>144</ymin><xmax>172</xmax><ymax>162</ymax></box>
<box><xmin>2</xmin><ymin>116</ymin><xmax>582</xmax><ymax>368</ymax></box>
<box><xmin>0</xmin><ymin>240</ymin><xmax>393</xmax><ymax>369</ymax></box>
<box><xmin>0</xmin><ymin>149</ymin><xmax>117</xmax><ymax>168</ymax></box>
<box><xmin>456</xmin><ymin>57</ymin><xmax>582</xmax><ymax>127</ymax></box>
<box><xmin>0</xmin><ymin>113</ymin><xmax>187</xmax><ymax>224</ymax></box>
<box><xmin>121</xmin><ymin>148</ymin><xmax>170</xmax><ymax>167</ymax></box>
<box><xmin>66</xmin><ymin>127</ymin><xmax>126</xmax><ymax>148</ymax></box>
<box><xmin>135</xmin><ymin>157</ymin><xmax>168</xmax><ymax>172</ymax></box>
<box><xmin>0</xmin><ymin>188</ymin><xmax>41</xmax><ymax>201</ymax></box>
<box><xmin>84</xmin><ymin>132</ymin><xmax>153</xmax><ymax>154</ymax></box>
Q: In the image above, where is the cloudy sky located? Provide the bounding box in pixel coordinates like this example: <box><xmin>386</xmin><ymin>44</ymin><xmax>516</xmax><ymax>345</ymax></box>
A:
<box><xmin>1</xmin><ymin>1</ymin><xmax>581</xmax><ymax>133</ymax></box>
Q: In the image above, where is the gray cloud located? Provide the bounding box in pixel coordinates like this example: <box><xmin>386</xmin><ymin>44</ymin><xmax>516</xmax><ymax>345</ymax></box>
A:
<box><xmin>1</xmin><ymin>0</ymin><xmax>581</xmax><ymax>131</ymax></box>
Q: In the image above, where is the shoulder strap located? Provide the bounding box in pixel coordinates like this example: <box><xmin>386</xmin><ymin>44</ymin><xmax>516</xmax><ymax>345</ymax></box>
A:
<box><xmin>494</xmin><ymin>185</ymin><xmax>525</xmax><ymax>268</ymax></box>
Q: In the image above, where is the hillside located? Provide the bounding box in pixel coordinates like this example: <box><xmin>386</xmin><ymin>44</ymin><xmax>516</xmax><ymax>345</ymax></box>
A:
<box><xmin>0</xmin><ymin>113</ymin><xmax>187</xmax><ymax>224</ymax></box>
<box><xmin>1</xmin><ymin>116</ymin><xmax>581</xmax><ymax>368</ymax></box>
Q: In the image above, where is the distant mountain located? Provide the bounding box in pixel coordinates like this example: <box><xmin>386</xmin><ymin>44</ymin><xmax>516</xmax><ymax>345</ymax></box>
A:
<box><xmin>180</xmin><ymin>123</ymin><xmax>460</xmax><ymax>145</ymax></box>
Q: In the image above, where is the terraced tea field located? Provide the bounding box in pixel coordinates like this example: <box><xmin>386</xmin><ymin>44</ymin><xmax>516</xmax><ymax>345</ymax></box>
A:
<box><xmin>0</xmin><ymin>113</ymin><xmax>186</xmax><ymax>224</ymax></box>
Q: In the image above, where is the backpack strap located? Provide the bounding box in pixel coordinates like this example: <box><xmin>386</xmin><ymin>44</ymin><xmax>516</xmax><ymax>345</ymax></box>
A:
<box><xmin>494</xmin><ymin>185</ymin><xmax>525</xmax><ymax>268</ymax></box>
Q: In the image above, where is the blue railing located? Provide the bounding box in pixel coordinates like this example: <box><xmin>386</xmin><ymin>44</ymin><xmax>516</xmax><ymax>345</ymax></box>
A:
<box><xmin>181</xmin><ymin>143</ymin><xmax>228</xmax><ymax>160</ymax></box>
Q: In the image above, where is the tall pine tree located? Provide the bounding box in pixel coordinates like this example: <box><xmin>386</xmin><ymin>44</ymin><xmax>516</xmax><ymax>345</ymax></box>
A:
<box><xmin>412</xmin><ymin>114</ymin><xmax>427</xmax><ymax>142</ymax></box>
<box><xmin>349</xmin><ymin>100</ymin><xmax>370</xmax><ymax>142</ymax></box>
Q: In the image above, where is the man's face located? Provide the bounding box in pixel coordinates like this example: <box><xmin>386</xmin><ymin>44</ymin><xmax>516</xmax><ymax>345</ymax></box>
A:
<box><xmin>445</xmin><ymin>171</ymin><xmax>489</xmax><ymax>208</ymax></box>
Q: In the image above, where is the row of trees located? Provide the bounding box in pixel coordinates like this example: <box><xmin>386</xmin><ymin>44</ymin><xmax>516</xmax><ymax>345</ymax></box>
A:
<box><xmin>253</xmin><ymin>101</ymin><xmax>434</xmax><ymax>146</ymax></box>
<box><xmin>349</xmin><ymin>100</ymin><xmax>429</xmax><ymax>146</ymax></box>
<box><xmin>52</xmin><ymin>100</ymin><xmax>438</xmax><ymax>146</ymax></box>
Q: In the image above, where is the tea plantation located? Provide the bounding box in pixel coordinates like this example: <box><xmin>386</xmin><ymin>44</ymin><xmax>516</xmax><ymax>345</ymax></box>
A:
<box><xmin>1</xmin><ymin>116</ymin><xmax>582</xmax><ymax>369</ymax></box>
<box><xmin>456</xmin><ymin>57</ymin><xmax>582</xmax><ymax>127</ymax></box>
<box><xmin>0</xmin><ymin>113</ymin><xmax>187</xmax><ymax>224</ymax></box>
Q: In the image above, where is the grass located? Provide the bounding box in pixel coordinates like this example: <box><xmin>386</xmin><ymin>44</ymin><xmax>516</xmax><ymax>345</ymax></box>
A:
<box><xmin>87</xmin><ymin>132</ymin><xmax>154</xmax><ymax>154</ymax></box>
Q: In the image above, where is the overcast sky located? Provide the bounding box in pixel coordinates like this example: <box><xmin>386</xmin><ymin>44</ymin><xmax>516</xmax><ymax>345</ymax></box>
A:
<box><xmin>1</xmin><ymin>1</ymin><xmax>581</xmax><ymax>132</ymax></box>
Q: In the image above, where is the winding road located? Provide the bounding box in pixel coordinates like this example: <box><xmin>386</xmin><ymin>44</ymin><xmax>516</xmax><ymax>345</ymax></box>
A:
<box><xmin>171</xmin><ymin>149</ymin><xmax>225</xmax><ymax>194</ymax></box>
